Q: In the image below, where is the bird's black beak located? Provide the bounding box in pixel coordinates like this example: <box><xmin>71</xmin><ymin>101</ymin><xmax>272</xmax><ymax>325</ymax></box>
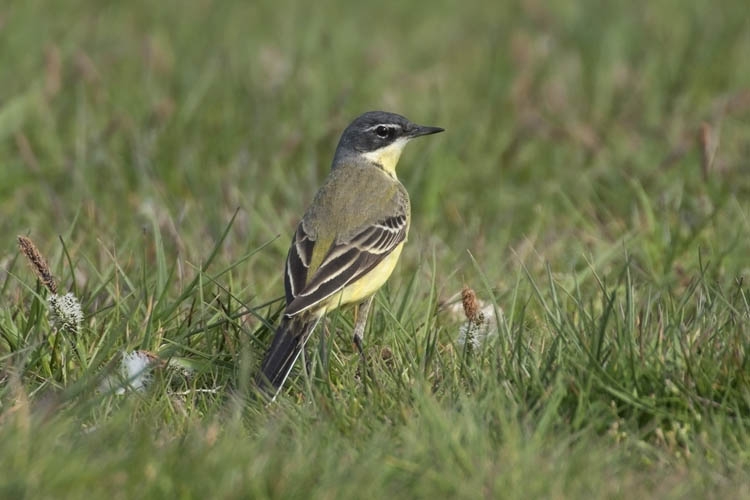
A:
<box><xmin>407</xmin><ymin>124</ymin><xmax>445</xmax><ymax>138</ymax></box>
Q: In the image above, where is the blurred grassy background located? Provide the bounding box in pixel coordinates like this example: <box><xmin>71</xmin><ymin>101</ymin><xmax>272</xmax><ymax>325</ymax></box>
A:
<box><xmin>3</xmin><ymin>0</ymin><xmax>750</xmax><ymax>288</ymax></box>
<box><xmin>2</xmin><ymin>0</ymin><xmax>750</xmax><ymax>498</ymax></box>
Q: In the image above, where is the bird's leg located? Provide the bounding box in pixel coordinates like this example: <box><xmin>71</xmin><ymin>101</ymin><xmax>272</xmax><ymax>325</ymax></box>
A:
<box><xmin>352</xmin><ymin>296</ymin><xmax>374</xmax><ymax>359</ymax></box>
<box><xmin>353</xmin><ymin>296</ymin><xmax>381</xmax><ymax>393</ymax></box>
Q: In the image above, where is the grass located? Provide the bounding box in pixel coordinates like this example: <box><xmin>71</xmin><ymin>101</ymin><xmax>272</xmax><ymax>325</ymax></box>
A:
<box><xmin>2</xmin><ymin>0</ymin><xmax>750</xmax><ymax>497</ymax></box>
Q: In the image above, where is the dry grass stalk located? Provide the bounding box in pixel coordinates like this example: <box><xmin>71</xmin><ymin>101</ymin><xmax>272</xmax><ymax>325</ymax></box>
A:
<box><xmin>17</xmin><ymin>236</ymin><xmax>57</xmax><ymax>294</ymax></box>
<box><xmin>461</xmin><ymin>285</ymin><xmax>482</xmax><ymax>325</ymax></box>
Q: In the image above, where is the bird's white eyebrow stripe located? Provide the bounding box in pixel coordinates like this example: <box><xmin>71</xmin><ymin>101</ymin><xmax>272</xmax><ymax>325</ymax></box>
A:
<box><xmin>364</xmin><ymin>124</ymin><xmax>400</xmax><ymax>132</ymax></box>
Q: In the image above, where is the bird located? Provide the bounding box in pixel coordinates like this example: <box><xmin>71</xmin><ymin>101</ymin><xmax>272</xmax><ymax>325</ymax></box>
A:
<box><xmin>255</xmin><ymin>110</ymin><xmax>444</xmax><ymax>399</ymax></box>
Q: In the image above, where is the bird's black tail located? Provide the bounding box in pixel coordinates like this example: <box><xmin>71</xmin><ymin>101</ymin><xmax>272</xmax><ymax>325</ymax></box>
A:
<box><xmin>255</xmin><ymin>315</ymin><xmax>320</xmax><ymax>399</ymax></box>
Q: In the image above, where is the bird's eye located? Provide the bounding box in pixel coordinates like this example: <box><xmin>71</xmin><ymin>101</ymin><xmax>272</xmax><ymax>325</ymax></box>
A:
<box><xmin>375</xmin><ymin>126</ymin><xmax>391</xmax><ymax>138</ymax></box>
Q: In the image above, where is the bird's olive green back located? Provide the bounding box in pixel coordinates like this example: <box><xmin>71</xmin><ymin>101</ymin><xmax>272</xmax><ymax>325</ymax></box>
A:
<box><xmin>301</xmin><ymin>163</ymin><xmax>410</xmax><ymax>276</ymax></box>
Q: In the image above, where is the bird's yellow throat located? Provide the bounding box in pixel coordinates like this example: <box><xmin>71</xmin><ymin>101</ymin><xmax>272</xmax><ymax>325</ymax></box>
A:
<box><xmin>361</xmin><ymin>138</ymin><xmax>409</xmax><ymax>177</ymax></box>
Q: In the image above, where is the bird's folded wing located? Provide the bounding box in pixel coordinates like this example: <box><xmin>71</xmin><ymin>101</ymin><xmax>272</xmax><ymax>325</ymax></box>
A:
<box><xmin>284</xmin><ymin>213</ymin><xmax>407</xmax><ymax>318</ymax></box>
<box><xmin>284</xmin><ymin>224</ymin><xmax>314</xmax><ymax>305</ymax></box>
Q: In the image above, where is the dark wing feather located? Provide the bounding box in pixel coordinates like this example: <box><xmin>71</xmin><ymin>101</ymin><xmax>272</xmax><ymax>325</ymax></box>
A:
<box><xmin>284</xmin><ymin>214</ymin><xmax>407</xmax><ymax>318</ymax></box>
<box><xmin>284</xmin><ymin>223</ymin><xmax>315</xmax><ymax>305</ymax></box>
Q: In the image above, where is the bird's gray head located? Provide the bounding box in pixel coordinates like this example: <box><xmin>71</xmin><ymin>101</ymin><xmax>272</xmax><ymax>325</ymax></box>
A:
<box><xmin>332</xmin><ymin>111</ymin><xmax>444</xmax><ymax>175</ymax></box>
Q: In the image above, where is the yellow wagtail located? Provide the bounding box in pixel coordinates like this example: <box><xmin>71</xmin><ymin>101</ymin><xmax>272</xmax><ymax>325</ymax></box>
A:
<box><xmin>256</xmin><ymin>110</ymin><xmax>444</xmax><ymax>398</ymax></box>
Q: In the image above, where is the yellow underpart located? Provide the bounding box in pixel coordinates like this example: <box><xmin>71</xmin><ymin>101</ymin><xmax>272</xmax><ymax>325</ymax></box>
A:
<box><xmin>322</xmin><ymin>242</ymin><xmax>404</xmax><ymax>313</ymax></box>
